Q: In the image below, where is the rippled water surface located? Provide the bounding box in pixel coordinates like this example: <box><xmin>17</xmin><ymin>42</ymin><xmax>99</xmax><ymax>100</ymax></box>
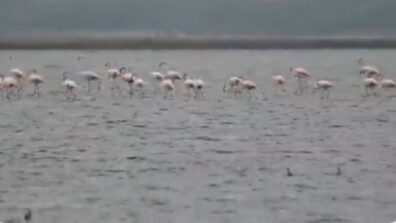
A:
<box><xmin>0</xmin><ymin>50</ymin><xmax>396</xmax><ymax>223</ymax></box>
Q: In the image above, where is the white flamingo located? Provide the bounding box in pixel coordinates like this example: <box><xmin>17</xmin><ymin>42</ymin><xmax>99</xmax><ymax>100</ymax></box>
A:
<box><xmin>27</xmin><ymin>69</ymin><xmax>44</xmax><ymax>97</ymax></box>
<box><xmin>272</xmin><ymin>73</ymin><xmax>286</xmax><ymax>94</ymax></box>
<box><xmin>193</xmin><ymin>78</ymin><xmax>205</xmax><ymax>99</ymax></box>
<box><xmin>223</xmin><ymin>76</ymin><xmax>243</xmax><ymax>96</ymax></box>
<box><xmin>380</xmin><ymin>78</ymin><xmax>396</xmax><ymax>88</ymax></box>
<box><xmin>120</xmin><ymin>67</ymin><xmax>136</xmax><ymax>96</ymax></box>
<box><xmin>10</xmin><ymin>68</ymin><xmax>25</xmax><ymax>98</ymax></box>
<box><xmin>239</xmin><ymin>79</ymin><xmax>257</xmax><ymax>98</ymax></box>
<box><xmin>165</xmin><ymin>70</ymin><xmax>182</xmax><ymax>82</ymax></box>
<box><xmin>105</xmin><ymin>62</ymin><xmax>122</xmax><ymax>95</ymax></box>
<box><xmin>161</xmin><ymin>79</ymin><xmax>177</xmax><ymax>98</ymax></box>
<box><xmin>78</xmin><ymin>71</ymin><xmax>101</xmax><ymax>93</ymax></box>
<box><xmin>290</xmin><ymin>67</ymin><xmax>310</xmax><ymax>95</ymax></box>
<box><xmin>272</xmin><ymin>74</ymin><xmax>286</xmax><ymax>86</ymax></box>
<box><xmin>358</xmin><ymin>58</ymin><xmax>381</xmax><ymax>80</ymax></box>
<box><xmin>159</xmin><ymin>62</ymin><xmax>182</xmax><ymax>82</ymax></box>
<box><xmin>62</xmin><ymin>71</ymin><xmax>77</xmax><ymax>100</ymax></box>
<box><xmin>133</xmin><ymin>76</ymin><xmax>146</xmax><ymax>97</ymax></box>
<box><xmin>0</xmin><ymin>74</ymin><xmax>18</xmax><ymax>100</ymax></box>
<box><xmin>76</xmin><ymin>56</ymin><xmax>102</xmax><ymax>93</ymax></box>
<box><xmin>150</xmin><ymin>71</ymin><xmax>165</xmax><ymax>94</ymax></box>
<box><xmin>363</xmin><ymin>77</ymin><xmax>379</xmax><ymax>97</ymax></box>
<box><xmin>313</xmin><ymin>80</ymin><xmax>334</xmax><ymax>99</ymax></box>
<box><xmin>182</xmin><ymin>73</ymin><xmax>196</xmax><ymax>98</ymax></box>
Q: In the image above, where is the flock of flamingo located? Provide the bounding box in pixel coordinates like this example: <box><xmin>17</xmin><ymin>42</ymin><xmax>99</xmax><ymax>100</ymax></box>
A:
<box><xmin>0</xmin><ymin>57</ymin><xmax>395</xmax><ymax>101</ymax></box>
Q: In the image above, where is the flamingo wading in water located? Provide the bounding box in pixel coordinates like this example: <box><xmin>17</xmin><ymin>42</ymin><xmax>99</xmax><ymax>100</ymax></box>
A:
<box><xmin>27</xmin><ymin>69</ymin><xmax>44</xmax><ymax>97</ymax></box>
<box><xmin>223</xmin><ymin>76</ymin><xmax>243</xmax><ymax>97</ymax></box>
<box><xmin>62</xmin><ymin>71</ymin><xmax>77</xmax><ymax>100</ymax></box>
<box><xmin>313</xmin><ymin>80</ymin><xmax>334</xmax><ymax>99</ymax></box>
<box><xmin>290</xmin><ymin>67</ymin><xmax>310</xmax><ymax>95</ymax></box>
<box><xmin>1</xmin><ymin>74</ymin><xmax>19</xmax><ymax>100</ymax></box>
<box><xmin>105</xmin><ymin>62</ymin><xmax>122</xmax><ymax>96</ymax></box>
<box><xmin>10</xmin><ymin>68</ymin><xmax>25</xmax><ymax>98</ymax></box>
<box><xmin>363</xmin><ymin>77</ymin><xmax>379</xmax><ymax>97</ymax></box>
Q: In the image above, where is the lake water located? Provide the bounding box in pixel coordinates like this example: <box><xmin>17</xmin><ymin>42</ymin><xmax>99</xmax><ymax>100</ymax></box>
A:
<box><xmin>0</xmin><ymin>50</ymin><xmax>395</xmax><ymax>223</ymax></box>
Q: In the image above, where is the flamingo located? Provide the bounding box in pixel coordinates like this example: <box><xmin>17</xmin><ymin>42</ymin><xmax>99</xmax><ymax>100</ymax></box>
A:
<box><xmin>182</xmin><ymin>73</ymin><xmax>196</xmax><ymax>98</ymax></box>
<box><xmin>134</xmin><ymin>78</ymin><xmax>145</xmax><ymax>89</ymax></box>
<box><xmin>150</xmin><ymin>71</ymin><xmax>165</xmax><ymax>94</ymax></box>
<box><xmin>165</xmin><ymin>70</ymin><xmax>182</xmax><ymax>82</ymax></box>
<box><xmin>78</xmin><ymin>71</ymin><xmax>101</xmax><ymax>93</ymax></box>
<box><xmin>27</xmin><ymin>69</ymin><xmax>44</xmax><ymax>97</ymax></box>
<box><xmin>105</xmin><ymin>62</ymin><xmax>121</xmax><ymax>79</ymax></box>
<box><xmin>159</xmin><ymin>62</ymin><xmax>182</xmax><ymax>82</ymax></box>
<box><xmin>313</xmin><ymin>80</ymin><xmax>334</xmax><ymax>99</ymax></box>
<box><xmin>0</xmin><ymin>74</ymin><xmax>18</xmax><ymax>100</ymax></box>
<box><xmin>105</xmin><ymin>62</ymin><xmax>122</xmax><ymax>95</ymax></box>
<box><xmin>239</xmin><ymin>79</ymin><xmax>257</xmax><ymax>98</ymax></box>
<box><xmin>120</xmin><ymin>67</ymin><xmax>136</xmax><ymax>96</ymax></box>
<box><xmin>290</xmin><ymin>67</ymin><xmax>310</xmax><ymax>95</ymax></box>
<box><xmin>133</xmin><ymin>76</ymin><xmax>146</xmax><ymax>97</ymax></box>
<box><xmin>223</xmin><ymin>76</ymin><xmax>243</xmax><ymax>96</ymax></box>
<box><xmin>363</xmin><ymin>77</ymin><xmax>379</xmax><ymax>97</ymax></box>
<box><xmin>10</xmin><ymin>68</ymin><xmax>25</xmax><ymax>98</ymax></box>
<box><xmin>380</xmin><ymin>78</ymin><xmax>396</xmax><ymax>88</ymax></box>
<box><xmin>358</xmin><ymin>58</ymin><xmax>381</xmax><ymax>80</ymax></box>
<box><xmin>161</xmin><ymin>79</ymin><xmax>176</xmax><ymax>98</ymax></box>
<box><xmin>193</xmin><ymin>78</ymin><xmax>205</xmax><ymax>99</ymax></box>
<box><xmin>62</xmin><ymin>71</ymin><xmax>77</xmax><ymax>100</ymax></box>
<box><xmin>76</xmin><ymin>56</ymin><xmax>102</xmax><ymax>93</ymax></box>
<box><xmin>272</xmin><ymin>74</ymin><xmax>286</xmax><ymax>86</ymax></box>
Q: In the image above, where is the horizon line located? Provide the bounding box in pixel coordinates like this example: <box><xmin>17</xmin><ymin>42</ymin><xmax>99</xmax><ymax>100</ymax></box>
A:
<box><xmin>2</xmin><ymin>33</ymin><xmax>396</xmax><ymax>49</ymax></box>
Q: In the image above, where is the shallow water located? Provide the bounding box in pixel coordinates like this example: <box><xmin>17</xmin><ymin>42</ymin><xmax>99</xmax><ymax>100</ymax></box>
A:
<box><xmin>0</xmin><ymin>50</ymin><xmax>395</xmax><ymax>223</ymax></box>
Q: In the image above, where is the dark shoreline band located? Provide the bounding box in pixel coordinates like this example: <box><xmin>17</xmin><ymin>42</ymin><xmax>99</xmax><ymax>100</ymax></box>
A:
<box><xmin>2</xmin><ymin>35</ymin><xmax>396</xmax><ymax>49</ymax></box>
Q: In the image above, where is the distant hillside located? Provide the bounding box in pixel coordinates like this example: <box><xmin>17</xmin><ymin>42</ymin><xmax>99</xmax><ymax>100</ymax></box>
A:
<box><xmin>0</xmin><ymin>0</ymin><xmax>395</xmax><ymax>36</ymax></box>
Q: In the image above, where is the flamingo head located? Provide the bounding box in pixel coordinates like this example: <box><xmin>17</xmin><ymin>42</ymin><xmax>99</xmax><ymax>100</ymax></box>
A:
<box><xmin>119</xmin><ymin>66</ymin><xmax>127</xmax><ymax>74</ymax></box>
<box><xmin>368</xmin><ymin>71</ymin><xmax>382</xmax><ymax>79</ymax></box>
<box><xmin>173</xmin><ymin>74</ymin><xmax>182</xmax><ymax>81</ymax></box>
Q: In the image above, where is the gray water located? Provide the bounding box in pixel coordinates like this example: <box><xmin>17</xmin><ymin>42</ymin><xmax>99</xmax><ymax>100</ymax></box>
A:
<box><xmin>0</xmin><ymin>50</ymin><xmax>396</xmax><ymax>223</ymax></box>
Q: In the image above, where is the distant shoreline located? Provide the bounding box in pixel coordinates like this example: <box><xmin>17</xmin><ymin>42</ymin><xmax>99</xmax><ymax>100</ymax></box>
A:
<box><xmin>2</xmin><ymin>35</ymin><xmax>396</xmax><ymax>49</ymax></box>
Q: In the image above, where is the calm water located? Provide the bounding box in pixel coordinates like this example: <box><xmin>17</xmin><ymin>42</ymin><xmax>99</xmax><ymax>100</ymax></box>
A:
<box><xmin>0</xmin><ymin>50</ymin><xmax>395</xmax><ymax>223</ymax></box>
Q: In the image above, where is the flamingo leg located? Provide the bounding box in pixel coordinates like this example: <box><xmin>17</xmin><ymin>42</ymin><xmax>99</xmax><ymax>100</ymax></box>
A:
<box><xmin>372</xmin><ymin>87</ymin><xmax>377</xmax><ymax>97</ymax></box>
<box><xmin>97</xmin><ymin>79</ymin><xmax>101</xmax><ymax>91</ymax></box>
<box><xmin>33</xmin><ymin>84</ymin><xmax>39</xmax><ymax>97</ymax></box>
<box><xmin>364</xmin><ymin>86</ymin><xmax>369</xmax><ymax>97</ymax></box>
<box><xmin>72</xmin><ymin>90</ymin><xmax>77</xmax><ymax>100</ymax></box>
<box><xmin>17</xmin><ymin>86</ymin><xmax>22</xmax><ymax>99</ymax></box>
<box><xmin>128</xmin><ymin>83</ymin><xmax>133</xmax><ymax>97</ymax></box>
<box><xmin>87</xmin><ymin>80</ymin><xmax>92</xmax><ymax>93</ymax></box>
<box><xmin>6</xmin><ymin>88</ymin><xmax>11</xmax><ymax>100</ymax></box>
